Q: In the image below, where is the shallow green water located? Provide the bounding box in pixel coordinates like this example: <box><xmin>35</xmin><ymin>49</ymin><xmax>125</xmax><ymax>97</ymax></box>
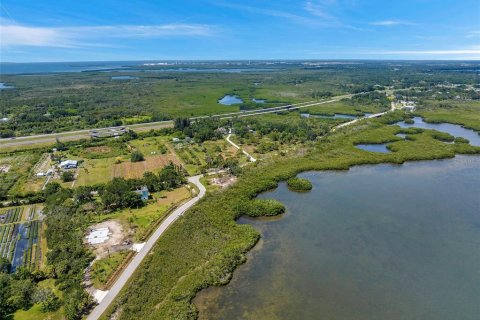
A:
<box><xmin>195</xmin><ymin>155</ymin><xmax>480</xmax><ymax>320</ymax></box>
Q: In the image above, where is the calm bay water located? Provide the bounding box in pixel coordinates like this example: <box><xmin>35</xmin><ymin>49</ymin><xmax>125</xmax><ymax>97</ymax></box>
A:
<box><xmin>396</xmin><ymin>117</ymin><xmax>480</xmax><ymax>146</ymax></box>
<box><xmin>0</xmin><ymin>61</ymin><xmax>132</xmax><ymax>74</ymax></box>
<box><xmin>195</xmin><ymin>155</ymin><xmax>480</xmax><ymax>320</ymax></box>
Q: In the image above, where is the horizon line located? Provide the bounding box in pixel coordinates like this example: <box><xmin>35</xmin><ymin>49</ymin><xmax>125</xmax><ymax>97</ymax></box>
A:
<box><xmin>2</xmin><ymin>58</ymin><xmax>480</xmax><ymax>64</ymax></box>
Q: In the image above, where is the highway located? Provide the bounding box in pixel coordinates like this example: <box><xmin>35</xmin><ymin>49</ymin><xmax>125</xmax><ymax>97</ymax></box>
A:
<box><xmin>86</xmin><ymin>175</ymin><xmax>206</xmax><ymax>320</ymax></box>
<box><xmin>0</xmin><ymin>96</ymin><xmax>347</xmax><ymax>148</ymax></box>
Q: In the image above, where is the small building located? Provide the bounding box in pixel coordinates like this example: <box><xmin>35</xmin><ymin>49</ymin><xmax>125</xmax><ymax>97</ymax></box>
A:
<box><xmin>36</xmin><ymin>172</ymin><xmax>46</xmax><ymax>177</ymax></box>
<box><xmin>60</xmin><ymin>160</ymin><xmax>78</xmax><ymax>169</ymax></box>
<box><xmin>216</xmin><ymin>127</ymin><xmax>228</xmax><ymax>135</ymax></box>
<box><xmin>135</xmin><ymin>186</ymin><xmax>150</xmax><ymax>201</ymax></box>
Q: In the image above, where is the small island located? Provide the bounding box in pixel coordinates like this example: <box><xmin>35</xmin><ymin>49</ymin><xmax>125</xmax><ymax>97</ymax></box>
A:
<box><xmin>287</xmin><ymin>177</ymin><xmax>313</xmax><ymax>192</ymax></box>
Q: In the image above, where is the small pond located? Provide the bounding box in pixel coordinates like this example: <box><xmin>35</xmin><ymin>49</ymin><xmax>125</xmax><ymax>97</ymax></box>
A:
<box><xmin>252</xmin><ymin>98</ymin><xmax>266</xmax><ymax>103</ymax></box>
<box><xmin>396</xmin><ymin>133</ymin><xmax>407</xmax><ymax>139</ymax></box>
<box><xmin>0</xmin><ymin>82</ymin><xmax>14</xmax><ymax>89</ymax></box>
<box><xmin>394</xmin><ymin>117</ymin><xmax>480</xmax><ymax>146</ymax></box>
<box><xmin>219</xmin><ymin>95</ymin><xmax>243</xmax><ymax>105</ymax></box>
<box><xmin>356</xmin><ymin>143</ymin><xmax>391</xmax><ymax>153</ymax></box>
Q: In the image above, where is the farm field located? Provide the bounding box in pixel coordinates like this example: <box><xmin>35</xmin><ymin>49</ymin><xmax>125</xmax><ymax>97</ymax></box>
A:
<box><xmin>113</xmin><ymin>154</ymin><xmax>180</xmax><ymax>179</ymax></box>
<box><xmin>0</xmin><ymin>152</ymin><xmax>41</xmax><ymax>198</ymax></box>
<box><xmin>0</xmin><ymin>206</ymin><xmax>44</xmax><ymax>271</ymax></box>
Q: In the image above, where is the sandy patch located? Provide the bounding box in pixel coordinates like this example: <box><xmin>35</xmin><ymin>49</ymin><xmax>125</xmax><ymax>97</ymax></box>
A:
<box><xmin>85</xmin><ymin>220</ymin><xmax>129</xmax><ymax>259</ymax></box>
<box><xmin>211</xmin><ymin>174</ymin><xmax>237</xmax><ymax>189</ymax></box>
<box><xmin>113</xmin><ymin>154</ymin><xmax>180</xmax><ymax>179</ymax></box>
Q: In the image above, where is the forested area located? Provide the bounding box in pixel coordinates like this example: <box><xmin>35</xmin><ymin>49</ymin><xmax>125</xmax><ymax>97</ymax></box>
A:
<box><xmin>2</xmin><ymin>61</ymin><xmax>478</xmax><ymax>137</ymax></box>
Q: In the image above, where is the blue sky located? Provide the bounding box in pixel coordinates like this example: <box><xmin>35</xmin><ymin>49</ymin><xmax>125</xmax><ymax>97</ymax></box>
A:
<box><xmin>1</xmin><ymin>0</ymin><xmax>479</xmax><ymax>62</ymax></box>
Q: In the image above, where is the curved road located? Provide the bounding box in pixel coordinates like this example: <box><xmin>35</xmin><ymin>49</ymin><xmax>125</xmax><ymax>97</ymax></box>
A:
<box><xmin>226</xmin><ymin>133</ymin><xmax>256</xmax><ymax>162</ymax></box>
<box><xmin>86</xmin><ymin>175</ymin><xmax>206</xmax><ymax>320</ymax></box>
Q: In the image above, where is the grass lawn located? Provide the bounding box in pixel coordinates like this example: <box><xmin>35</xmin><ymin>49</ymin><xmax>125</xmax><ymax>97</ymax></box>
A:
<box><xmin>75</xmin><ymin>157</ymin><xmax>117</xmax><ymax>186</ymax></box>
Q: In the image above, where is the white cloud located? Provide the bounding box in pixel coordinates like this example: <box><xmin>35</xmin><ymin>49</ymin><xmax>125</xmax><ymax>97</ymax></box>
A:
<box><xmin>304</xmin><ymin>1</ymin><xmax>336</xmax><ymax>20</ymax></box>
<box><xmin>466</xmin><ymin>30</ymin><xmax>480</xmax><ymax>38</ymax></box>
<box><xmin>370</xmin><ymin>20</ymin><xmax>415</xmax><ymax>26</ymax></box>
<box><xmin>0</xmin><ymin>23</ymin><xmax>215</xmax><ymax>48</ymax></box>
<box><xmin>1</xmin><ymin>24</ymin><xmax>73</xmax><ymax>47</ymax></box>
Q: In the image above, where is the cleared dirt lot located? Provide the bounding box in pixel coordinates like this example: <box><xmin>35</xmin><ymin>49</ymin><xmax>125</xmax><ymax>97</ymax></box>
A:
<box><xmin>85</xmin><ymin>220</ymin><xmax>130</xmax><ymax>259</ymax></box>
<box><xmin>113</xmin><ymin>154</ymin><xmax>180</xmax><ymax>179</ymax></box>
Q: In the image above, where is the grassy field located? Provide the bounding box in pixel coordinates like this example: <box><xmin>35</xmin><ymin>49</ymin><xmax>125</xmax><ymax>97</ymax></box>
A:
<box><xmin>301</xmin><ymin>99</ymin><xmax>387</xmax><ymax>116</ymax></box>
<box><xmin>0</xmin><ymin>152</ymin><xmax>41</xmax><ymax>197</ymax></box>
<box><xmin>91</xmin><ymin>250</ymin><xmax>131</xmax><ymax>289</ymax></box>
<box><xmin>102</xmin><ymin>107</ymin><xmax>480</xmax><ymax>320</ymax></box>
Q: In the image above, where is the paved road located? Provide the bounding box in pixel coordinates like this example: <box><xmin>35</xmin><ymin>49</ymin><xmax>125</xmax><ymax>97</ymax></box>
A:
<box><xmin>86</xmin><ymin>175</ymin><xmax>206</xmax><ymax>320</ymax></box>
<box><xmin>332</xmin><ymin>101</ymin><xmax>396</xmax><ymax>131</ymax></box>
<box><xmin>0</xmin><ymin>121</ymin><xmax>174</xmax><ymax>148</ymax></box>
<box><xmin>0</xmin><ymin>96</ymin><xmax>346</xmax><ymax>148</ymax></box>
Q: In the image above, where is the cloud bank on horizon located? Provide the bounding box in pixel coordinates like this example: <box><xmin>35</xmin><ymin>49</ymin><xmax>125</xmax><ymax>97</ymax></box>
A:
<box><xmin>1</xmin><ymin>0</ymin><xmax>479</xmax><ymax>62</ymax></box>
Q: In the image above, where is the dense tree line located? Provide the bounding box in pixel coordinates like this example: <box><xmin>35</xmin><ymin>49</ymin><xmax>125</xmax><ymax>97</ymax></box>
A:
<box><xmin>0</xmin><ymin>261</ymin><xmax>57</xmax><ymax>318</ymax></box>
<box><xmin>175</xmin><ymin>117</ymin><xmax>223</xmax><ymax>142</ymax></box>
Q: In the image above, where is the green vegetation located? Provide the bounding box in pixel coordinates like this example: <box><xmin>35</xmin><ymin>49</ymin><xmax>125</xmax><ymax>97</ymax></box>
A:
<box><xmin>130</xmin><ymin>151</ymin><xmax>145</xmax><ymax>162</ymax></box>
<box><xmin>3</xmin><ymin>61</ymin><xmax>478</xmax><ymax>137</ymax></box>
<box><xmin>12</xmin><ymin>279</ymin><xmax>64</xmax><ymax>320</ymax></box>
<box><xmin>91</xmin><ymin>251</ymin><xmax>130</xmax><ymax>289</ymax></box>
<box><xmin>1</xmin><ymin>61</ymin><xmax>480</xmax><ymax>320</ymax></box>
<box><xmin>287</xmin><ymin>177</ymin><xmax>313</xmax><ymax>192</ymax></box>
<box><xmin>103</xmin><ymin>109</ymin><xmax>480</xmax><ymax>320</ymax></box>
<box><xmin>61</xmin><ymin>171</ymin><xmax>75</xmax><ymax>182</ymax></box>
<box><xmin>239</xmin><ymin>199</ymin><xmax>286</xmax><ymax>217</ymax></box>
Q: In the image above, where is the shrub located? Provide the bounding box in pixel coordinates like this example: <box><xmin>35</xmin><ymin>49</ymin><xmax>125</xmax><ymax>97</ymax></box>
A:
<box><xmin>61</xmin><ymin>171</ymin><xmax>75</xmax><ymax>182</ymax></box>
<box><xmin>287</xmin><ymin>177</ymin><xmax>313</xmax><ymax>192</ymax></box>
<box><xmin>131</xmin><ymin>151</ymin><xmax>144</xmax><ymax>162</ymax></box>
<box><xmin>454</xmin><ymin>137</ymin><xmax>470</xmax><ymax>144</ymax></box>
<box><xmin>240</xmin><ymin>199</ymin><xmax>285</xmax><ymax>217</ymax></box>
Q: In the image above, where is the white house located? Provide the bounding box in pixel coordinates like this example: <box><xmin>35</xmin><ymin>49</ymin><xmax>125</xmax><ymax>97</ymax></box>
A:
<box><xmin>60</xmin><ymin>160</ymin><xmax>78</xmax><ymax>169</ymax></box>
